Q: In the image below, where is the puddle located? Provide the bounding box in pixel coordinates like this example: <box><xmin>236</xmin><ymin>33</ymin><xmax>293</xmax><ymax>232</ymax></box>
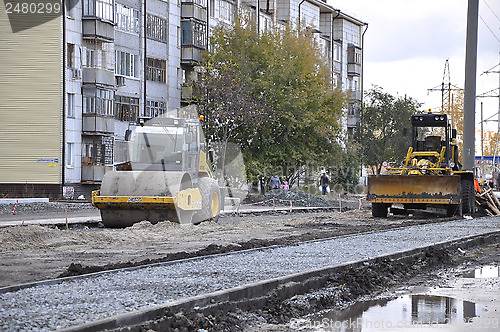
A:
<box><xmin>462</xmin><ymin>266</ymin><xmax>500</xmax><ymax>278</ymax></box>
<box><xmin>301</xmin><ymin>295</ymin><xmax>487</xmax><ymax>331</ymax></box>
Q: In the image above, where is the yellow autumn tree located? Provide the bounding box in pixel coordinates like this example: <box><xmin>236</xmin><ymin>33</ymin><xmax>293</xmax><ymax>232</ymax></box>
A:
<box><xmin>446</xmin><ymin>90</ymin><xmax>464</xmax><ymax>163</ymax></box>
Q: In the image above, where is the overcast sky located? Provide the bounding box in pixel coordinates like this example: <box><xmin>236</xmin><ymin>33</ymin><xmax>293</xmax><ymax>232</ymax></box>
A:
<box><xmin>329</xmin><ymin>0</ymin><xmax>500</xmax><ymax>131</ymax></box>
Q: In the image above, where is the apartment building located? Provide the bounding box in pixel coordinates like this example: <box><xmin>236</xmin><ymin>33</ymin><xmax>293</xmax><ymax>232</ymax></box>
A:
<box><xmin>0</xmin><ymin>0</ymin><xmax>366</xmax><ymax>198</ymax></box>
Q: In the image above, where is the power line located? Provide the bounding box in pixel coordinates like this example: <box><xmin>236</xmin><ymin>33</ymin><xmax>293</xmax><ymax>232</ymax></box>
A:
<box><xmin>482</xmin><ymin>0</ymin><xmax>500</xmax><ymax>23</ymax></box>
<box><xmin>479</xmin><ymin>14</ymin><xmax>500</xmax><ymax>43</ymax></box>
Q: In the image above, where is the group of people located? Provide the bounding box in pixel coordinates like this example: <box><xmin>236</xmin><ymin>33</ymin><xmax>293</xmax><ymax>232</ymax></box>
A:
<box><xmin>269</xmin><ymin>175</ymin><xmax>289</xmax><ymax>190</ymax></box>
<box><xmin>268</xmin><ymin>172</ymin><xmax>330</xmax><ymax>195</ymax></box>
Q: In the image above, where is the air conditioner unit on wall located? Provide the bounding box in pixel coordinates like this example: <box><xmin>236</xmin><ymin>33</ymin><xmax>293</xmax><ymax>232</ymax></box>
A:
<box><xmin>71</xmin><ymin>68</ymin><xmax>81</xmax><ymax>80</ymax></box>
<box><xmin>115</xmin><ymin>75</ymin><xmax>126</xmax><ymax>87</ymax></box>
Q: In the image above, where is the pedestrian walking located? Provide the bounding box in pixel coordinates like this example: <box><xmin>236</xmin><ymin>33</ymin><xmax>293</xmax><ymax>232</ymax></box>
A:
<box><xmin>281</xmin><ymin>181</ymin><xmax>289</xmax><ymax>190</ymax></box>
<box><xmin>320</xmin><ymin>172</ymin><xmax>329</xmax><ymax>195</ymax></box>
<box><xmin>269</xmin><ymin>174</ymin><xmax>281</xmax><ymax>190</ymax></box>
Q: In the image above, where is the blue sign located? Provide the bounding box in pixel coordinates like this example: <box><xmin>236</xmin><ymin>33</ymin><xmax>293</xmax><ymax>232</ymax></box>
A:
<box><xmin>37</xmin><ymin>158</ymin><xmax>59</xmax><ymax>163</ymax></box>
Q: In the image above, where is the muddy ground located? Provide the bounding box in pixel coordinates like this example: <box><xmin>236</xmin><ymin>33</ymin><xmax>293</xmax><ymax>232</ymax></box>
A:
<box><xmin>0</xmin><ymin>202</ymin><xmax>456</xmax><ymax>288</ymax></box>
<box><xmin>133</xmin><ymin>241</ymin><xmax>500</xmax><ymax>332</ymax></box>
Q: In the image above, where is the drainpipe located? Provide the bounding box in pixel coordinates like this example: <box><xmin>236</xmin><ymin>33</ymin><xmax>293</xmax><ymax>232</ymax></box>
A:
<box><xmin>331</xmin><ymin>9</ymin><xmax>340</xmax><ymax>87</ymax></box>
<box><xmin>62</xmin><ymin>0</ymin><xmax>67</xmax><ymax>197</ymax></box>
<box><xmin>257</xmin><ymin>0</ymin><xmax>260</xmax><ymax>34</ymax></box>
<box><xmin>144</xmin><ymin>0</ymin><xmax>147</xmax><ymax>118</ymax></box>
<box><xmin>361</xmin><ymin>23</ymin><xmax>368</xmax><ymax>107</ymax></box>
<box><xmin>298</xmin><ymin>0</ymin><xmax>305</xmax><ymax>27</ymax></box>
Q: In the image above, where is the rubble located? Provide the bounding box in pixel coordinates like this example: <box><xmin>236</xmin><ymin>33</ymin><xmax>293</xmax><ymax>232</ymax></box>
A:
<box><xmin>0</xmin><ymin>202</ymin><xmax>96</xmax><ymax>215</ymax></box>
<box><xmin>255</xmin><ymin>189</ymin><xmax>336</xmax><ymax>208</ymax></box>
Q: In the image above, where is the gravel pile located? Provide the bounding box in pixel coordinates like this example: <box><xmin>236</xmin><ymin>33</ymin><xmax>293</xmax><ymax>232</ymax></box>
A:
<box><xmin>258</xmin><ymin>189</ymin><xmax>335</xmax><ymax>207</ymax></box>
<box><xmin>0</xmin><ymin>217</ymin><xmax>498</xmax><ymax>331</ymax></box>
<box><xmin>0</xmin><ymin>202</ymin><xmax>96</xmax><ymax>215</ymax></box>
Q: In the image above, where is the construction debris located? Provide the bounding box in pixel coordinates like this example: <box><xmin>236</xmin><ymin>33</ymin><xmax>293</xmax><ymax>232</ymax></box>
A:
<box><xmin>475</xmin><ymin>183</ymin><xmax>500</xmax><ymax>216</ymax></box>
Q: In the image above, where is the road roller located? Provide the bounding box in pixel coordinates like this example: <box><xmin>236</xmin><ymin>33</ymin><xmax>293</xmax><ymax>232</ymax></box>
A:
<box><xmin>92</xmin><ymin>116</ymin><xmax>223</xmax><ymax>227</ymax></box>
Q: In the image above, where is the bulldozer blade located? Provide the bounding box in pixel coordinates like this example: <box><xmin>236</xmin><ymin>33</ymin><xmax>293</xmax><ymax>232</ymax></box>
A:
<box><xmin>366</xmin><ymin>175</ymin><xmax>461</xmax><ymax>204</ymax></box>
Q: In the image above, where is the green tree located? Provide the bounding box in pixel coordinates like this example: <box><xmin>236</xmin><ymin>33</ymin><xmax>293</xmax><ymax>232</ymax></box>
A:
<box><xmin>356</xmin><ymin>87</ymin><xmax>422</xmax><ymax>174</ymax></box>
<box><xmin>195</xmin><ymin>14</ymin><xmax>346</xmax><ymax>190</ymax></box>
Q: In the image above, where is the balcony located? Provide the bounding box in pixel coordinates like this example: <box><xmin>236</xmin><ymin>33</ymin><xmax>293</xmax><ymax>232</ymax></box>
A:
<box><xmin>82</xmin><ymin>18</ymin><xmax>114</xmax><ymax>42</ymax></box>
<box><xmin>182</xmin><ymin>47</ymin><xmax>204</xmax><ymax>64</ymax></box>
<box><xmin>82</xmin><ymin>115</ymin><xmax>115</xmax><ymax>134</ymax></box>
<box><xmin>83</xmin><ymin>67</ymin><xmax>115</xmax><ymax>86</ymax></box>
<box><xmin>347</xmin><ymin>63</ymin><xmax>361</xmax><ymax>76</ymax></box>
<box><xmin>82</xmin><ymin>165</ymin><xmax>112</xmax><ymax>183</ymax></box>
<box><xmin>347</xmin><ymin>115</ymin><xmax>360</xmax><ymax>127</ymax></box>
<box><xmin>181</xmin><ymin>2</ymin><xmax>207</xmax><ymax>21</ymax></box>
<box><xmin>181</xmin><ymin>84</ymin><xmax>193</xmax><ymax>102</ymax></box>
<box><xmin>348</xmin><ymin>89</ymin><xmax>362</xmax><ymax>101</ymax></box>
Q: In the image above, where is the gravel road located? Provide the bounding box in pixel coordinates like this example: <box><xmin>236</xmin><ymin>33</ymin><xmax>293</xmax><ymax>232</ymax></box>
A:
<box><xmin>1</xmin><ymin>217</ymin><xmax>499</xmax><ymax>331</ymax></box>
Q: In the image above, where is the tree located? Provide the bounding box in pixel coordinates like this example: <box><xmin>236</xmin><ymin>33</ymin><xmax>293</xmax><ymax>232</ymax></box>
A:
<box><xmin>446</xmin><ymin>89</ymin><xmax>464</xmax><ymax>162</ymax></box>
<box><xmin>356</xmin><ymin>86</ymin><xmax>422</xmax><ymax>174</ymax></box>
<box><xmin>194</xmin><ymin>14</ymin><xmax>346</xmax><ymax>190</ymax></box>
<box><xmin>484</xmin><ymin>131</ymin><xmax>500</xmax><ymax>156</ymax></box>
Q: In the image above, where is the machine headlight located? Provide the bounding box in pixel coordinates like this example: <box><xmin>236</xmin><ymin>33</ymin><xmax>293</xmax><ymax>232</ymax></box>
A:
<box><xmin>435</xmin><ymin>116</ymin><xmax>439</xmax><ymax>121</ymax></box>
<box><xmin>440</xmin><ymin>116</ymin><xmax>445</xmax><ymax>121</ymax></box>
<box><xmin>450</xmin><ymin>162</ymin><xmax>455</xmax><ymax>168</ymax></box>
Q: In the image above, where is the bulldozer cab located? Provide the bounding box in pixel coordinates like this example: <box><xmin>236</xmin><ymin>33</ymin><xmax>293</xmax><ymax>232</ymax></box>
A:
<box><xmin>410</xmin><ymin>113</ymin><xmax>458</xmax><ymax>170</ymax></box>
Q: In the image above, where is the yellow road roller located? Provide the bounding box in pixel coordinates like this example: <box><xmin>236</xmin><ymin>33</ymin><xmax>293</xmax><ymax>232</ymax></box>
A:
<box><xmin>92</xmin><ymin>116</ymin><xmax>223</xmax><ymax>227</ymax></box>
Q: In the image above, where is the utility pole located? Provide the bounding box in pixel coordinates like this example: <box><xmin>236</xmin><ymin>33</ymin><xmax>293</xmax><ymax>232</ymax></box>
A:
<box><xmin>463</xmin><ymin>0</ymin><xmax>479</xmax><ymax>171</ymax></box>
<box><xmin>428</xmin><ymin>59</ymin><xmax>462</xmax><ymax>115</ymax></box>
<box><xmin>478</xmin><ymin>59</ymin><xmax>500</xmax><ymax>176</ymax></box>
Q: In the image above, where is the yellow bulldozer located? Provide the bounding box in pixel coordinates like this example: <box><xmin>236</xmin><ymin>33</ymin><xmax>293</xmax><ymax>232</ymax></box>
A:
<box><xmin>92</xmin><ymin>115</ymin><xmax>223</xmax><ymax>227</ymax></box>
<box><xmin>366</xmin><ymin>111</ymin><xmax>475</xmax><ymax>217</ymax></box>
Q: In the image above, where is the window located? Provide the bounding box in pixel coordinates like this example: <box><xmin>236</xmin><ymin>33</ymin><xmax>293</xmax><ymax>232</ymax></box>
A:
<box><xmin>115</xmin><ymin>51</ymin><xmax>138</xmax><ymax>77</ymax></box>
<box><xmin>115</xmin><ymin>95</ymin><xmax>139</xmax><ymax>122</ymax></box>
<box><xmin>67</xmin><ymin>93</ymin><xmax>75</xmax><ymax>118</ymax></box>
<box><xmin>83</xmin><ymin>0</ymin><xmax>114</xmax><ymax>22</ymax></box>
<box><xmin>333</xmin><ymin>43</ymin><xmax>341</xmax><ymax>62</ymax></box>
<box><xmin>83</xmin><ymin>47</ymin><xmax>96</xmax><ymax>67</ymax></box>
<box><xmin>219</xmin><ymin>0</ymin><xmax>234</xmax><ymax>22</ymax></box>
<box><xmin>146</xmin><ymin>57</ymin><xmax>166</xmax><ymax>83</ymax></box>
<box><xmin>209</xmin><ymin>0</ymin><xmax>214</xmax><ymax>17</ymax></box>
<box><xmin>83</xmin><ymin>87</ymin><xmax>114</xmax><ymax>116</ymax></box>
<box><xmin>82</xmin><ymin>44</ymin><xmax>114</xmax><ymax>71</ymax></box>
<box><xmin>145</xmin><ymin>100</ymin><xmax>166</xmax><ymax>118</ymax></box>
<box><xmin>115</xmin><ymin>3</ymin><xmax>139</xmax><ymax>33</ymax></box>
<box><xmin>66</xmin><ymin>143</ymin><xmax>74</xmax><ymax>167</ymax></box>
<box><xmin>348</xmin><ymin>45</ymin><xmax>362</xmax><ymax>64</ymax></box>
<box><xmin>147</xmin><ymin>14</ymin><xmax>168</xmax><ymax>42</ymax></box>
<box><xmin>181</xmin><ymin>20</ymin><xmax>206</xmax><ymax>48</ymax></box>
<box><xmin>66</xmin><ymin>0</ymin><xmax>76</xmax><ymax>18</ymax></box>
<box><xmin>67</xmin><ymin>43</ymin><xmax>75</xmax><ymax>68</ymax></box>
<box><xmin>324</xmin><ymin>40</ymin><xmax>330</xmax><ymax>58</ymax></box>
<box><xmin>114</xmin><ymin>140</ymin><xmax>129</xmax><ymax>164</ymax></box>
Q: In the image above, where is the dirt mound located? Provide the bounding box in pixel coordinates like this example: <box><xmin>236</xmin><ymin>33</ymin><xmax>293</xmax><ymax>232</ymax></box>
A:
<box><xmin>0</xmin><ymin>225</ymin><xmax>61</xmax><ymax>251</ymax></box>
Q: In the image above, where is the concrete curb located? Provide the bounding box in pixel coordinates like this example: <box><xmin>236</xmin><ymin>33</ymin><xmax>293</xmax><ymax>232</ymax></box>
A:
<box><xmin>56</xmin><ymin>230</ymin><xmax>500</xmax><ymax>332</ymax></box>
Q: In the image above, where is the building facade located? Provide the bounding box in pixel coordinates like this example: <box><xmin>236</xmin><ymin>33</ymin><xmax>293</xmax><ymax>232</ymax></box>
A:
<box><xmin>0</xmin><ymin>0</ymin><xmax>366</xmax><ymax>198</ymax></box>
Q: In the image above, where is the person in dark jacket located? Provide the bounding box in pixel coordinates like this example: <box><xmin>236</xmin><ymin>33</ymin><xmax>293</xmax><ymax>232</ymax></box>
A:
<box><xmin>269</xmin><ymin>175</ymin><xmax>281</xmax><ymax>190</ymax></box>
<box><xmin>320</xmin><ymin>172</ymin><xmax>329</xmax><ymax>195</ymax></box>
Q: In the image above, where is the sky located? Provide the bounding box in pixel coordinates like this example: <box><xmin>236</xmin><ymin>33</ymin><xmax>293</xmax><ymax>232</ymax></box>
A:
<box><xmin>329</xmin><ymin>0</ymin><xmax>500</xmax><ymax>131</ymax></box>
